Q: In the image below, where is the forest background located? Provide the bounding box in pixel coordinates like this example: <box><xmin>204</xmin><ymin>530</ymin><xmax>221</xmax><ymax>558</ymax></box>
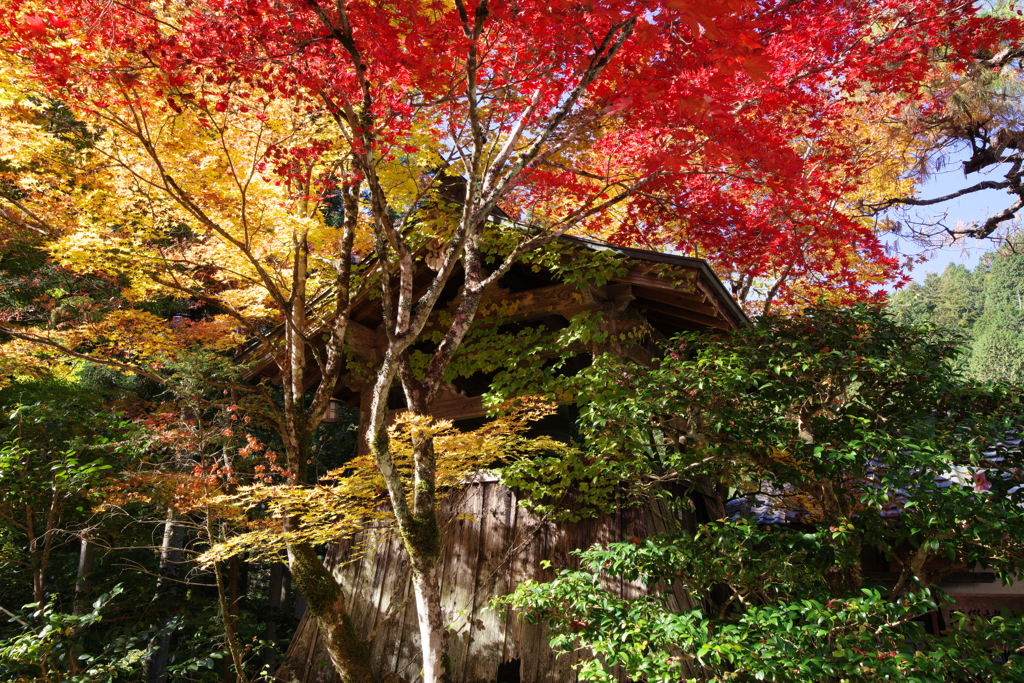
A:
<box><xmin>891</xmin><ymin>243</ymin><xmax>1024</xmax><ymax>383</ymax></box>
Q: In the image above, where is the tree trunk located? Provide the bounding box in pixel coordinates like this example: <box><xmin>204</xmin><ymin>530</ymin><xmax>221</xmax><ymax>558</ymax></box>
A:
<box><xmin>70</xmin><ymin>530</ymin><xmax>96</xmax><ymax>674</ymax></box>
<box><xmin>221</xmin><ymin>556</ymin><xmax>242</xmax><ymax>683</ymax></box>
<box><xmin>261</xmin><ymin>560</ymin><xmax>286</xmax><ymax>670</ymax></box>
<box><xmin>286</xmin><ymin>533</ymin><xmax>376</xmax><ymax>683</ymax></box>
<box><xmin>73</xmin><ymin>531</ymin><xmax>94</xmax><ymax>615</ymax></box>
<box><xmin>147</xmin><ymin>508</ymin><xmax>184</xmax><ymax>683</ymax></box>
<box><xmin>284</xmin><ymin>560</ymin><xmax>294</xmax><ymax>616</ymax></box>
<box><xmin>238</xmin><ymin>555</ymin><xmax>249</xmax><ymax>612</ymax></box>
<box><xmin>411</xmin><ymin>563</ymin><xmax>447</xmax><ymax>683</ymax></box>
<box><xmin>403</xmin><ymin>428</ymin><xmax>448</xmax><ymax>683</ymax></box>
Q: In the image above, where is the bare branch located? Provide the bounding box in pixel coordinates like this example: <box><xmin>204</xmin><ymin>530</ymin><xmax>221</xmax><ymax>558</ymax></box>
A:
<box><xmin>868</xmin><ymin>179</ymin><xmax>1013</xmax><ymax>211</ymax></box>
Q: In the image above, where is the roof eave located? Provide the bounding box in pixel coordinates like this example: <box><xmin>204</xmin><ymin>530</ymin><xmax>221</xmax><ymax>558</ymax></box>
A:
<box><xmin>560</xmin><ymin>235</ymin><xmax>749</xmax><ymax>327</ymax></box>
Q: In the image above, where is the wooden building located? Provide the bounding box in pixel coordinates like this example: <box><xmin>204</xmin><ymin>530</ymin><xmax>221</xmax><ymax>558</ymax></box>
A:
<box><xmin>271</xmin><ymin>237</ymin><xmax>746</xmax><ymax>683</ymax></box>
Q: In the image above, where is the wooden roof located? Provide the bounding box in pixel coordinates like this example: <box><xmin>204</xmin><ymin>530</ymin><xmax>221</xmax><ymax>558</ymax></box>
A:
<box><xmin>242</xmin><ymin>236</ymin><xmax>746</xmax><ymax>397</ymax></box>
<box><xmin>562</xmin><ymin>235</ymin><xmax>747</xmax><ymax>330</ymax></box>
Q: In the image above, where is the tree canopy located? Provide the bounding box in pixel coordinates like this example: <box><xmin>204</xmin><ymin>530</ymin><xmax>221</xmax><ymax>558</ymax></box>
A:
<box><xmin>1</xmin><ymin>0</ymin><xmax>1020</xmax><ymax>310</ymax></box>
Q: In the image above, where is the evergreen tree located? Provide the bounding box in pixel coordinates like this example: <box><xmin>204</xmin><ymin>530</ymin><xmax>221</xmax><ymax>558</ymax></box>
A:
<box><xmin>887</xmin><ymin>279</ymin><xmax>933</xmax><ymax>328</ymax></box>
<box><xmin>886</xmin><ymin>248</ymin><xmax>1024</xmax><ymax>383</ymax></box>
<box><xmin>930</xmin><ymin>262</ymin><xmax>986</xmax><ymax>333</ymax></box>
<box><xmin>969</xmin><ymin>249</ymin><xmax>1024</xmax><ymax>382</ymax></box>
<box><xmin>889</xmin><ymin>262</ymin><xmax>985</xmax><ymax>336</ymax></box>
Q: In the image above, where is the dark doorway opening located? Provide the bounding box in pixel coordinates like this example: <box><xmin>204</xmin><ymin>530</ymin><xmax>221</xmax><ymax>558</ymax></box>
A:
<box><xmin>495</xmin><ymin>658</ymin><xmax>521</xmax><ymax>683</ymax></box>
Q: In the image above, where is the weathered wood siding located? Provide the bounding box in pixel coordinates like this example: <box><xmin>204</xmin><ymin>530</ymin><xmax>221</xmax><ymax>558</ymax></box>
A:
<box><xmin>277</xmin><ymin>478</ymin><xmax>697</xmax><ymax>683</ymax></box>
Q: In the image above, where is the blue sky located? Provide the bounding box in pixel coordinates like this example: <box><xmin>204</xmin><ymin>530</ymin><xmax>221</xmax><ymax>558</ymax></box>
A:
<box><xmin>885</xmin><ymin>154</ymin><xmax>1016</xmax><ymax>285</ymax></box>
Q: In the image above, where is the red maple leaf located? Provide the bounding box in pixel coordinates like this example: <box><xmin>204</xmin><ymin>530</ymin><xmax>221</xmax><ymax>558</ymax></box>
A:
<box><xmin>21</xmin><ymin>14</ymin><xmax>49</xmax><ymax>38</ymax></box>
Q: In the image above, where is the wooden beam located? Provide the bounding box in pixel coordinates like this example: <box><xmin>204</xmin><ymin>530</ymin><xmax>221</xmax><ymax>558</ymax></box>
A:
<box><xmin>631</xmin><ymin>285</ymin><xmax>720</xmax><ymax>319</ymax></box>
<box><xmin>241</xmin><ymin>351</ymin><xmax>278</xmax><ymax>381</ymax></box>
<box><xmin>586</xmin><ymin>282</ymin><xmax>635</xmax><ymax>314</ymax></box>
<box><xmin>363</xmin><ymin>396</ymin><xmax>487</xmax><ymax>454</ymax></box>
<box><xmin>641</xmin><ymin>310</ymin><xmax>707</xmax><ymax>334</ymax></box>
<box><xmin>614</xmin><ymin>268</ymin><xmax>701</xmax><ymax>296</ymax></box>
<box><xmin>426</xmin><ymin>283</ymin><xmax>589</xmax><ymax>329</ymax></box>
<box><xmin>358</xmin><ymin>384</ymin><xmax>490</xmax><ymax>455</ymax></box>
<box><xmin>480</xmin><ymin>283</ymin><xmax>589</xmax><ymax>322</ymax></box>
<box><xmin>242</xmin><ymin>317</ymin><xmax>382</xmax><ymax>382</ymax></box>
<box><xmin>615</xmin><ymin>266</ymin><xmax>740</xmax><ymax>331</ymax></box>
<box><xmin>426</xmin><ymin>395</ymin><xmax>486</xmax><ymax>422</ymax></box>
<box><xmin>634</xmin><ymin>299</ymin><xmax>732</xmax><ymax>331</ymax></box>
<box><xmin>345</xmin><ymin>320</ymin><xmax>383</xmax><ymax>364</ymax></box>
<box><xmin>693</xmin><ymin>277</ymin><xmax>742</xmax><ymax>330</ymax></box>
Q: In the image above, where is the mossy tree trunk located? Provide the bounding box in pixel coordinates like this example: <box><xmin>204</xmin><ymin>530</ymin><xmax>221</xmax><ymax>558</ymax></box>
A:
<box><xmin>286</xmin><ymin>537</ymin><xmax>377</xmax><ymax>683</ymax></box>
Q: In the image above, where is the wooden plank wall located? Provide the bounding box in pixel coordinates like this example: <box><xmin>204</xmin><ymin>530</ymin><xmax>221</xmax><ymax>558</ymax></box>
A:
<box><xmin>277</xmin><ymin>479</ymin><xmax>698</xmax><ymax>683</ymax></box>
